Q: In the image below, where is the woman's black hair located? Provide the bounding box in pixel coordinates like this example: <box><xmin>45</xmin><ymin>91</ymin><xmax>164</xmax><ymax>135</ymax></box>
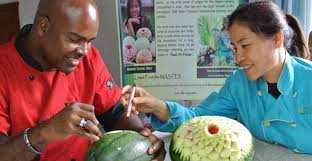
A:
<box><xmin>127</xmin><ymin>0</ymin><xmax>142</xmax><ymax>18</ymax></box>
<box><xmin>228</xmin><ymin>0</ymin><xmax>310</xmax><ymax>60</ymax></box>
<box><xmin>309</xmin><ymin>31</ymin><xmax>312</xmax><ymax>54</ymax></box>
<box><xmin>285</xmin><ymin>13</ymin><xmax>310</xmax><ymax>59</ymax></box>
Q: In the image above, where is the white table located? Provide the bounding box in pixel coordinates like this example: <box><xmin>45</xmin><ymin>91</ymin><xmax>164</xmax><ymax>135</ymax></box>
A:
<box><xmin>153</xmin><ymin>131</ymin><xmax>312</xmax><ymax>161</ymax></box>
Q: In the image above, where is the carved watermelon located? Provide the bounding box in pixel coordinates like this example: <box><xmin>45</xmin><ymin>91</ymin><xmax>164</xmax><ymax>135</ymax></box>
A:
<box><xmin>86</xmin><ymin>130</ymin><xmax>153</xmax><ymax>161</ymax></box>
<box><xmin>170</xmin><ymin>116</ymin><xmax>254</xmax><ymax>161</ymax></box>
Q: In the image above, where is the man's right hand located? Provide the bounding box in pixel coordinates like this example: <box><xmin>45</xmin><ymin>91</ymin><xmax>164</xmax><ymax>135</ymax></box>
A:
<box><xmin>40</xmin><ymin>102</ymin><xmax>101</xmax><ymax>143</ymax></box>
<box><xmin>120</xmin><ymin>85</ymin><xmax>169</xmax><ymax>122</ymax></box>
<box><xmin>0</xmin><ymin>102</ymin><xmax>102</xmax><ymax>161</ymax></box>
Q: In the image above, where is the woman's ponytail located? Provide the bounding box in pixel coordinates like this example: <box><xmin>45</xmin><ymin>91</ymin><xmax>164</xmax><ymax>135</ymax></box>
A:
<box><xmin>285</xmin><ymin>13</ymin><xmax>310</xmax><ymax>60</ymax></box>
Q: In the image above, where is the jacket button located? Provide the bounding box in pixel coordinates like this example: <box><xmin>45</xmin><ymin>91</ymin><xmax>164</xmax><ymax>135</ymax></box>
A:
<box><xmin>293</xmin><ymin>149</ymin><xmax>300</xmax><ymax>153</ymax></box>
<box><xmin>262</xmin><ymin>120</ymin><xmax>270</xmax><ymax>127</ymax></box>
<box><xmin>290</xmin><ymin>122</ymin><xmax>296</xmax><ymax>128</ymax></box>
<box><xmin>28</xmin><ymin>75</ymin><xmax>35</xmax><ymax>81</ymax></box>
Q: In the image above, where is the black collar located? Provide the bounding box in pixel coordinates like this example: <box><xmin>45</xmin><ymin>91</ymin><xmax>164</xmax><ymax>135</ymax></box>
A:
<box><xmin>15</xmin><ymin>24</ymin><xmax>44</xmax><ymax>71</ymax></box>
<box><xmin>267</xmin><ymin>82</ymin><xmax>281</xmax><ymax>99</ymax></box>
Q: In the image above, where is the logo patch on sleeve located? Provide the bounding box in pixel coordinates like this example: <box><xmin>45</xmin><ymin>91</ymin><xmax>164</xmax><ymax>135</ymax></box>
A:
<box><xmin>106</xmin><ymin>80</ymin><xmax>114</xmax><ymax>90</ymax></box>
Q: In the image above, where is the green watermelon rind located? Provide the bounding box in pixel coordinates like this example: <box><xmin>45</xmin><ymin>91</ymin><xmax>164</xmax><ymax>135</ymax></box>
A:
<box><xmin>86</xmin><ymin>130</ymin><xmax>153</xmax><ymax>161</ymax></box>
<box><xmin>169</xmin><ymin>139</ymin><xmax>191</xmax><ymax>161</ymax></box>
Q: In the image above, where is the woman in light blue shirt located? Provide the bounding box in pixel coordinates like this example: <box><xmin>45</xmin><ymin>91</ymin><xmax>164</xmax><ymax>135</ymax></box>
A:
<box><xmin>218</xmin><ymin>16</ymin><xmax>235</xmax><ymax>65</ymax></box>
<box><xmin>121</xmin><ymin>1</ymin><xmax>312</xmax><ymax>154</ymax></box>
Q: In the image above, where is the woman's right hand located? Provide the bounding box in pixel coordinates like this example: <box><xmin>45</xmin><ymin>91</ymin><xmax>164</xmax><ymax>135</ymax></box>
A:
<box><xmin>120</xmin><ymin>85</ymin><xmax>169</xmax><ymax>122</ymax></box>
<box><xmin>127</xmin><ymin>17</ymin><xmax>140</xmax><ymax>25</ymax></box>
<box><xmin>124</xmin><ymin>18</ymin><xmax>140</xmax><ymax>37</ymax></box>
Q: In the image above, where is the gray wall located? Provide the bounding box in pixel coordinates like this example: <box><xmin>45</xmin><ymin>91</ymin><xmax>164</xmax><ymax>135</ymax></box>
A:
<box><xmin>93</xmin><ymin>0</ymin><xmax>121</xmax><ymax>86</ymax></box>
<box><xmin>0</xmin><ymin>0</ymin><xmax>121</xmax><ymax>86</ymax></box>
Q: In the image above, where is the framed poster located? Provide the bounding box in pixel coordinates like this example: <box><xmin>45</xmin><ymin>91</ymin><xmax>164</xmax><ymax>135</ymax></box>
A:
<box><xmin>117</xmin><ymin>0</ymin><xmax>245</xmax><ymax>100</ymax></box>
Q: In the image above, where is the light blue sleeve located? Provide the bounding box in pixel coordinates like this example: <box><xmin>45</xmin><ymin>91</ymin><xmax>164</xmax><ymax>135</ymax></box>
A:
<box><xmin>151</xmin><ymin>74</ymin><xmax>239</xmax><ymax>132</ymax></box>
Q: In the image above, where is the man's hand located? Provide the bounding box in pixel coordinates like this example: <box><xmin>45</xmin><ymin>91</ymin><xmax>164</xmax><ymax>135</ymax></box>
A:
<box><xmin>139</xmin><ymin>128</ymin><xmax>166</xmax><ymax>161</ymax></box>
<box><xmin>0</xmin><ymin>102</ymin><xmax>102</xmax><ymax>161</ymax></box>
<box><xmin>40</xmin><ymin>102</ymin><xmax>101</xmax><ymax>143</ymax></box>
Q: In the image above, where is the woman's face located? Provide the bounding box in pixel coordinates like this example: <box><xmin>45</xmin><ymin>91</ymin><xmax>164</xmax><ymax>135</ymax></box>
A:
<box><xmin>130</xmin><ymin>0</ymin><xmax>140</xmax><ymax>18</ymax></box>
<box><xmin>229</xmin><ymin>21</ymin><xmax>281</xmax><ymax>81</ymax></box>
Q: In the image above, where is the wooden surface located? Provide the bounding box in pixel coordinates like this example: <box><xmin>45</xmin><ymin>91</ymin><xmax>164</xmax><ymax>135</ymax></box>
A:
<box><xmin>0</xmin><ymin>2</ymin><xmax>20</xmax><ymax>44</ymax></box>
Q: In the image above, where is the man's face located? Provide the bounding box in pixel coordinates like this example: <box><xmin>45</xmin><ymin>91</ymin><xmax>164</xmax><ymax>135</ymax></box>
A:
<box><xmin>40</xmin><ymin>4</ymin><xmax>99</xmax><ymax>74</ymax></box>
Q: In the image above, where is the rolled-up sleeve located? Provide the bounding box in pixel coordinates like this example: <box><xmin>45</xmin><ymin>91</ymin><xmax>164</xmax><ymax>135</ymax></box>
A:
<box><xmin>0</xmin><ymin>71</ymin><xmax>9</xmax><ymax>136</ymax></box>
<box><xmin>151</xmin><ymin>74</ymin><xmax>239</xmax><ymax>132</ymax></box>
<box><xmin>152</xmin><ymin>101</ymin><xmax>185</xmax><ymax>132</ymax></box>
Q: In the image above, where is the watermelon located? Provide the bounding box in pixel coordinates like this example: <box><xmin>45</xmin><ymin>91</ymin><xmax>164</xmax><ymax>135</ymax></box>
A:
<box><xmin>136</xmin><ymin>27</ymin><xmax>152</xmax><ymax>41</ymax></box>
<box><xmin>86</xmin><ymin>130</ymin><xmax>153</xmax><ymax>161</ymax></box>
<box><xmin>134</xmin><ymin>37</ymin><xmax>150</xmax><ymax>52</ymax></box>
<box><xmin>170</xmin><ymin>116</ymin><xmax>254</xmax><ymax>161</ymax></box>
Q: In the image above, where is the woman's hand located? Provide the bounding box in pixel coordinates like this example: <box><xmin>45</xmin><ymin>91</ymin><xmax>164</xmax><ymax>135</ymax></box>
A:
<box><xmin>128</xmin><ymin>17</ymin><xmax>140</xmax><ymax>25</ymax></box>
<box><xmin>120</xmin><ymin>85</ymin><xmax>169</xmax><ymax>122</ymax></box>
<box><xmin>124</xmin><ymin>17</ymin><xmax>140</xmax><ymax>37</ymax></box>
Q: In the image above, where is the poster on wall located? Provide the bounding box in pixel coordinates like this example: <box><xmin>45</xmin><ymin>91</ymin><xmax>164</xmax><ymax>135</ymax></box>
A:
<box><xmin>117</xmin><ymin>0</ymin><xmax>245</xmax><ymax>100</ymax></box>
